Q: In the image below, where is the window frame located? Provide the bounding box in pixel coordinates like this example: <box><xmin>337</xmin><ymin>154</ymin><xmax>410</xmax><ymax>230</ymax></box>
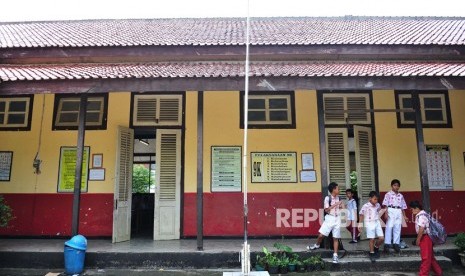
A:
<box><xmin>53</xmin><ymin>93</ymin><xmax>108</xmax><ymax>130</ymax></box>
<box><xmin>0</xmin><ymin>95</ymin><xmax>34</xmax><ymax>131</ymax></box>
<box><xmin>240</xmin><ymin>91</ymin><xmax>296</xmax><ymax>129</ymax></box>
<box><xmin>322</xmin><ymin>93</ymin><xmax>371</xmax><ymax>125</ymax></box>
<box><xmin>395</xmin><ymin>91</ymin><xmax>452</xmax><ymax>128</ymax></box>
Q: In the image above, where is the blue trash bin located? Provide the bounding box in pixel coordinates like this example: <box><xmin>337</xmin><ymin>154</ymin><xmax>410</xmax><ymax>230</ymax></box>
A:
<box><xmin>64</xmin><ymin>235</ymin><xmax>87</xmax><ymax>275</ymax></box>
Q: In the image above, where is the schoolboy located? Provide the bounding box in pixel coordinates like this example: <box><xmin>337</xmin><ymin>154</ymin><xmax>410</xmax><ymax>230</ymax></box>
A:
<box><xmin>345</xmin><ymin>189</ymin><xmax>358</xmax><ymax>243</ymax></box>
<box><xmin>307</xmin><ymin>182</ymin><xmax>344</xmax><ymax>264</ymax></box>
<box><xmin>409</xmin><ymin>200</ymin><xmax>442</xmax><ymax>276</ymax></box>
<box><xmin>358</xmin><ymin>191</ymin><xmax>384</xmax><ymax>263</ymax></box>
<box><xmin>382</xmin><ymin>179</ymin><xmax>408</xmax><ymax>253</ymax></box>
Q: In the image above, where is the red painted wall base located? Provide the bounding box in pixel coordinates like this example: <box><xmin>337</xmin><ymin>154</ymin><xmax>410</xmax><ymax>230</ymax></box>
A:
<box><xmin>0</xmin><ymin>193</ymin><xmax>113</xmax><ymax>237</ymax></box>
<box><xmin>1</xmin><ymin>191</ymin><xmax>464</xmax><ymax>237</ymax></box>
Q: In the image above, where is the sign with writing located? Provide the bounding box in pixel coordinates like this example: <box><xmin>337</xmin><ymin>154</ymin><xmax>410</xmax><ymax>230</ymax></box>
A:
<box><xmin>0</xmin><ymin>151</ymin><xmax>13</xmax><ymax>181</ymax></box>
<box><xmin>251</xmin><ymin>152</ymin><xmax>297</xmax><ymax>183</ymax></box>
<box><xmin>58</xmin><ymin>146</ymin><xmax>89</xmax><ymax>192</ymax></box>
<box><xmin>426</xmin><ymin>145</ymin><xmax>453</xmax><ymax>190</ymax></box>
<box><xmin>211</xmin><ymin>146</ymin><xmax>242</xmax><ymax>192</ymax></box>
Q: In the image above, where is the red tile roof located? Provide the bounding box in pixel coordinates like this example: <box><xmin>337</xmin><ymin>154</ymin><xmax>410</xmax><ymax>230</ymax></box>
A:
<box><xmin>1</xmin><ymin>61</ymin><xmax>464</xmax><ymax>82</ymax></box>
<box><xmin>1</xmin><ymin>17</ymin><xmax>465</xmax><ymax>48</ymax></box>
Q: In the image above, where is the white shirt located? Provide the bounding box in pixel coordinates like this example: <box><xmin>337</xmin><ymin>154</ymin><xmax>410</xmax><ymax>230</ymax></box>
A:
<box><xmin>382</xmin><ymin>190</ymin><xmax>407</xmax><ymax>209</ymax></box>
<box><xmin>359</xmin><ymin>202</ymin><xmax>381</xmax><ymax>223</ymax></box>
<box><xmin>324</xmin><ymin>195</ymin><xmax>342</xmax><ymax>216</ymax></box>
<box><xmin>415</xmin><ymin>210</ymin><xmax>430</xmax><ymax>235</ymax></box>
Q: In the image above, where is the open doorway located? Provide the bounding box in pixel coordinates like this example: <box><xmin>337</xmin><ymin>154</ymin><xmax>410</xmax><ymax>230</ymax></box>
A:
<box><xmin>131</xmin><ymin>137</ymin><xmax>156</xmax><ymax>239</ymax></box>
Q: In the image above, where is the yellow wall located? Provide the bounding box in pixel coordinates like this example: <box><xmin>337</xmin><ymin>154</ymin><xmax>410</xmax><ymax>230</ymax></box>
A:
<box><xmin>374</xmin><ymin>90</ymin><xmax>465</xmax><ymax>192</ymax></box>
<box><xmin>184</xmin><ymin>90</ymin><xmax>322</xmax><ymax>193</ymax></box>
<box><xmin>0</xmin><ymin>92</ymin><xmax>131</xmax><ymax>194</ymax></box>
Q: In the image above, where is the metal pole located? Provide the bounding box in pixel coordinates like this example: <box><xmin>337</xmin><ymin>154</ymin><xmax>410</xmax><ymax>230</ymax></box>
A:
<box><xmin>412</xmin><ymin>92</ymin><xmax>431</xmax><ymax>213</ymax></box>
<box><xmin>241</xmin><ymin>0</ymin><xmax>251</xmax><ymax>274</ymax></box>
<box><xmin>317</xmin><ymin>92</ymin><xmax>328</xmax><ymax>203</ymax></box>
<box><xmin>71</xmin><ymin>94</ymin><xmax>87</xmax><ymax>236</ymax></box>
<box><xmin>197</xmin><ymin>91</ymin><xmax>204</xmax><ymax>251</ymax></box>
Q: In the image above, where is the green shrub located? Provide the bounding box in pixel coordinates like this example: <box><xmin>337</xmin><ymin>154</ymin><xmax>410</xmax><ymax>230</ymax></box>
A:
<box><xmin>0</xmin><ymin>195</ymin><xmax>13</xmax><ymax>227</ymax></box>
<box><xmin>454</xmin><ymin>232</ymin><xmax>465</xmax><ymax>253</ymax></box>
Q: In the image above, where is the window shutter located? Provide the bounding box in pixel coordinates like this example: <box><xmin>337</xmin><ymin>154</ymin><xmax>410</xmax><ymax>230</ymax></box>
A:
<box><xmin>133</xmin><ymin>95</ymin><xmax>182</xmax><ymax>126</ymax></box>
<box><xmin>324</xmin><ymin>96</ymin><xmax>345</xmax><ymax>123</ymax></box>
<box><xmin>347</xmin><ymin>96</ymin><xmax>369</xmax><ymax>124</ymax></box>
<box><xmin>354</xmin><ymin>126</ymin><xmax>375</xmax><ymax>203</ymax></box>
<box><xmin>326</xmin><ymin>128</ymin><xmax>350</xmax><ymax>191</ymax></box>
<box><xmin>116</xmin><ymin>126</ymin><xmax>134</xmax><ymax>202</ymax></box>
<box><xmin>158</xmin><ymin>132</ymin><xmax>179</xmax><ymax>201</ymax></box>
<box><xmin>323</xmin><ymin>94</ymin><xmax>370</xmax><ymax>124</ymax></box>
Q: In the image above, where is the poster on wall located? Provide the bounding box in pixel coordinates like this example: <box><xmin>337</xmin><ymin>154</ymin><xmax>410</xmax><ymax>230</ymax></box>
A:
<box><xmin>211</xmin><ymin>146</ymin><xmax>242</xmax><ymax>192</ymax></box>
<box><xmin>426</xmin><ymin>145</ymin><xmax>453</xmax><ymax>190</ymax></box>
<box><xmin>58</xmin><ymin>146</ymin><xmax>90</xmax><ymax>192</ymax></box>
<box><xmin>251</xmin><ymin>152</ymin><xmax>297</xmax><ymax>183</ymax></box>
<box><xmin>0</xmin><ymin>151</ymin><xmax>13</xmax><ymax>181</ymax></box>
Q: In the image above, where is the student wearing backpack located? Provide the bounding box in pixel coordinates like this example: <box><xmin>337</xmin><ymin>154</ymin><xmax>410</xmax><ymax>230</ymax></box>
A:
<box><xmin>307</xmin><ymin>182</ymin><xmax>344</xmax><ymax>264</ymax></box>
<box><xmin>409</xmin><ymin>200</ymin><xmax>442</xmax><ymax>276</ymax></box>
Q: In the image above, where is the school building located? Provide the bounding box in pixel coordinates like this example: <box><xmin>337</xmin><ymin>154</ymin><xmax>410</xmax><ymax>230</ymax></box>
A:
<box><xmin>0</xmin><ymin>17</ymin><xmax>465</xmax><ymax>242</ymax></box>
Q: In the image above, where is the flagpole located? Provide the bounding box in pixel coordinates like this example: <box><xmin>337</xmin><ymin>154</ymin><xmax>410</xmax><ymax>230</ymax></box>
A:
<box><xmin>241</xmin><ymin>0</ymin><xmax>251</xmax><ymax>274</ymax></box>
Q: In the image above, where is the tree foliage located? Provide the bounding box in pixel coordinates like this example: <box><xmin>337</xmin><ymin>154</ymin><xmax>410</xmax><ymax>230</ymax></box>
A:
<box><xmin>132</xmin><ymin>164</ymin><xmax>154</xmax><ymax>193</ymax></box>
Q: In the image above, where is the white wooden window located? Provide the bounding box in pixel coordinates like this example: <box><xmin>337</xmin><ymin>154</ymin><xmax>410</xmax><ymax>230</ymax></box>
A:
<box><xmin>248</xmin><ymin>95</ymin><xmax>292</xmax><ymax>125</ymax></box>
<box><xmin>398</xmin><ymin>94</ymin><xmax>448</xmax><ymax>125</ymax></box>
<box><xmin>54</xmin><ymin>96</ymin><xmax>106</xmax><ymax>128</ymax></box>
<box><xmin>133</xmin><ymin>94</ymin><xmax>182</xmax><ymax>126</ymax></box>
<box><xmin>323</xmin><ymin>94</ymin><xmax>370</xmax><ymax>125</ymax></box>
<box><xmin>0</xmin><ymin>97</ymin><xmax>31</xmax><ymax>129</ymax></box>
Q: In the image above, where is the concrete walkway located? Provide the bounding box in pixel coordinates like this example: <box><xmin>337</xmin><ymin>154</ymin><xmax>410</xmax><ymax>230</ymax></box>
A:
<box><xmin>0</xmin><ymin>237</ymin><xmax>463</xmax><ymax>273</ymax></box>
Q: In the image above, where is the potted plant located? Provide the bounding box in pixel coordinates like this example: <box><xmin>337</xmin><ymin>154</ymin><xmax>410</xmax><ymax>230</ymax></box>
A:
<box><xmin>0</xmin><ymin>195</ymin><xmax>13</xmax><ymax>228</ymax></box>
<box><xmin>287</xmin><ymin>253</ymin><xmax>299</xmax><ymax>272</ymax></box>
<box><xmin>454</xmin><ymin>232</ymin><xmax>465</xmax><ymax>267</ymax></box>
<box><xmin>254</xmin><ymin>254</ymin><xmax>266</xmax><ymax>271</ymax></box>
<box><xmin>294</xmin><ymin>259</ymin><xmax>304</xmax><ymax>273</ymax></box>
<box><xmin>303</xmin><ymin>257</ymin><xmax>315</xmax><ymax>272</ymax></box>
<box><xmin>312</xmin><ymin>255</ymin><xmax>325</xmax><ymax>270</ymax></box>
<box><xmin>262</xmin><ymin>246</ymin><xmax>280</xmax><ymax>274</ymax></box>
<box><xmin>278</xmin><ymin>256</ymin><xmax>289</xmax><ymax>274</ymax></box>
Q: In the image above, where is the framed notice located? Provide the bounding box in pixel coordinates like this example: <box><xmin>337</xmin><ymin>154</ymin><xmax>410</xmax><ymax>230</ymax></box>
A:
<box><xmin>251</xmin><ymin>152</ymin><xmax>297</xmax><ymax>183</ymax></box>
<box><xmin>426</xmin><ymin>145</ymin><xmax>453</xmax><ymax>190</ymax></box>
<box><xmin>300</xmin><ymin>170</ymin><xmax>317</xmax><ymax>182</ymax></box>
<box><xmin>92</xmin><ymin>154</ymin><xmax>103</xmax><ymax>168</ymax></box>
<box><xmin>302</xmin><ymin>153</ymin><xmax>314</xmax><ymax>170</ymax></box>
<box><xmin>58</xmin><ymin>146</ymin><xmax>90</xmax><ymax>192</ymax></box>
<box><xmin>89</xmin><ymin>168</ymin><xmax>105</xmax><ymax>181</ymax></box>
<box><xmin>211</xmin><ymin>146</ymin><xmax>242</xmax><ymax>192</ymax></box>
<box><xmin>0</xmin><ymin>151</ymin><xmax>13</xmax><ymax>181</ymax></box>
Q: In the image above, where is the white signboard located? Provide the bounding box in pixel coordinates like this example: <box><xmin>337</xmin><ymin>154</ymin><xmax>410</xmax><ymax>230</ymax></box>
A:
<box><xmin>251</xmin><ymin>152</ymin><xmax>297</xmax><ymax>183</ymax></box>
<box><xmin>211</xmin><ymin>146</ymin><xmax>242</xmax><ymax>192</ymax></box>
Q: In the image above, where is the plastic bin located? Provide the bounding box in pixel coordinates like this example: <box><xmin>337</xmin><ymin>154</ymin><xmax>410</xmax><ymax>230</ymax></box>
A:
<box><xmin>64</xmin><ymin>235</ymin><xmax>87</xmax><ymax>275</ymax></box>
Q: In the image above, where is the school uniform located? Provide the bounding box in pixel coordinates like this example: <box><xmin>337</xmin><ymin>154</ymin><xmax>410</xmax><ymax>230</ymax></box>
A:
<box><xmin>318</xmin><ymin>195</ymin><xmax>342</xmax><ymax>238</ymax></box>
<box><xmin>359</xmin><ymin>202</ymin><xmax>383</xmax><ymax>239</ymax></box>
<box><xmin>346</xmin><ymin>198</ymin><xmax>358</xmax><ymax>241</ymax></box>
<box><xmin>415</xmin><ymin>210</ymin><xmax>442</xmax><ymax>276</ymax></box>
<box><xmin>382</xmin><ymin>190</ymin><xmax>407</xmax><ymax>245</ymax></box>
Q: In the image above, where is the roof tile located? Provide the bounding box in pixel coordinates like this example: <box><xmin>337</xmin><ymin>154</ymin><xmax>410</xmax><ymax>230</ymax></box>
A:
<box><xmin>1</xmin><ymin>17</ymin><xmax>465</xmax><ymax>48</ymax></box>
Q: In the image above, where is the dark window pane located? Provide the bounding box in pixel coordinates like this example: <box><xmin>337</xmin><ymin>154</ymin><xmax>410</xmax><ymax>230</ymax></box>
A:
<box><xmin>7</xmin><ymin>114</ymin><xmax>25</xmax><ymax>124</ymax></box>
<box><xmin>403</xmin><ymin>112</ymin><xmax>415</xmax><ymax>122</ymax></box>
<box><xmin>0</xmin><ymin>102</ymin><xmax>5</xmax><ymax>112</ymax></box>
<box><xmin>248</xmin><ymin>99</ymin><xmax>265</xmax><ymax>109</ymax></box>
<box><xmin>59</xmin><ymin>113</ymin><xmax>78</xmax><ymax>123</ymax></box>
<box><xmin>270</xmin><ymin>111</ymin><xmax>288</xmax><ymax>121</ymax></box>
<box><xmin>0</xmin><ymin>114</ymin><xmax>4</xmax><ymax>124</ymax></box>
<box><xmin>9</xmin><ymin>101</ymin><xmax>27</xmax><ymax>112</ymax></box>
<box><xmin>86</xmin><ymin>112</ymin><xmax>100</xmax><ymax>123</ymax></box>
<box><xmin>248</xmin><ymin>111</ymin><xmax>266</xmax><ymax>121</ymax></box>
<box><xmin>269</xmin><ymin>98</ymin><xmax>287</xmax><ymax>109</ymax></box>
<box><xmin>87</xmin><ymin>100</ymin><xmax>102</xmax><ymax>111</ymax></box>
<box><xmin>61</xmin><ymin>101</ymin><xmax>80</xmax><ymax>111</ymax></box>
<box><xmin>423</xmin><ymin>98</ymin><xmax>442</xmax><ymax>109</ymax></box>
<box><xmin>401</xmin><ymin>97</ymin><xmax>412</xmax><ymax>108</ymax></box>
<box><xmin>425</xmin><ymin>110</ymin><xmax>444</xmax><ymax>122</ymax></box>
